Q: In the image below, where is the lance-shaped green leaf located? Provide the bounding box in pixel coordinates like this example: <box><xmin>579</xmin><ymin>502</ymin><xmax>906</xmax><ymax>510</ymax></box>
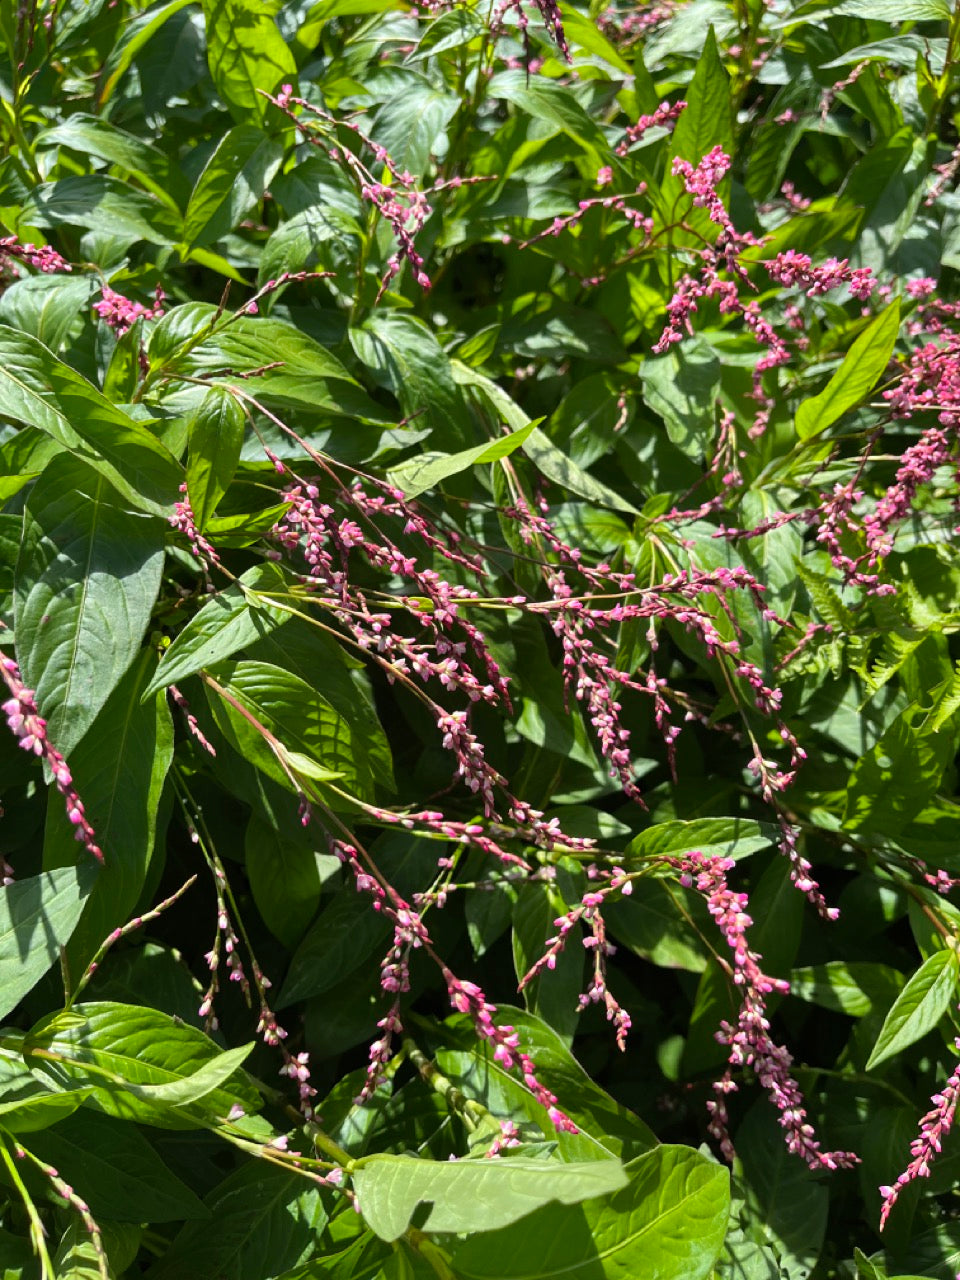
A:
<box><xmin>625</xmin><ymin>818</ymin><xmax>777</xmax><ymax>862</ymax></box>
<box><xmin>15</xmin><ymin>456</ymin><xmax>165</xmax><ymax>756</ymax></box>
<box><xmin>866</xmin><ymin>948</ymin><xmax>960</xmax><ymax>1071</ymax></box>
<box><xmin>185</xmin><ymin>386</ymin><xmax>246</xmax><ymax>528</ymax></box>
<box><xmin>204</xmin><ymin>659</ymin><xmax>365</xmax><ymax>798</ymax></box>
<box><xmin>389</xmin><ymin>419</ymin><xmax>538</xmax><ymax>498</ymax></box>
<box><xmin>27</xmin><ymin>1109</ymin><xmax>207</xmax><ymax>1221</ymax></box>
<box><xmin>796</xmin><ymin>300</ymin><xmax>901</xmax><ymax>440</ymax></box>
<box><xmin>43</xmin><ymin>654</ymin><xmax>174</xmax><ymax>973</ymax></box>
<box><xmin>97</xmin><ymin>0</ymin><xmax>195</xmax><ymax>105</ymax></box>
<box><xmin>184</xmin><ymin>124</ymin><xmax>284</xmax><ymax>248</ymax></box>
<box><xmin>201</xmin><ymin>0</ymin><xmax>296</xmax><ymax>124</ymax></box>
<box><xmin>124</xmin><ymin>1042</ymin><xmax>254</xmax><ymax>1107</ymax></box>
<box><xmin>353</xmin><ymin>1154</ymin><xmax>628</xmax><ymax>1242</ymax></box>
<box><xmin>449</xmin><ymin>1146</ymin><xmax>730</xmax><ymax>1280</ymax></box>
<box><xmin>145</xmin><ymin>1162</ymin><xmax>327</xmax><ymax>1280</ymax></box>
<box><xmin>0</xmin><ymin>325</ymin><xmax>181</xmax><ymax>514</ymax></box>
<box><xmin>0</xmin><ymin>865</ymin><xmax>97</xmax><ymax>1022</ymax></box>
<box><xmin>142</xmin><ymin>563</ymin><xmax>293</xmax><ymax>699</ymax></box>
<box><xmin>23</xmin><ymin>1002</ymin><xmax>261</xmax><ymax>1128</ymax></box>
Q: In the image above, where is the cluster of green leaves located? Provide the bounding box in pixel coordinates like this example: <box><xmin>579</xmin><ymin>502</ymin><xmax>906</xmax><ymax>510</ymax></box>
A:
<box><xmin>0</xmin><ymin>0</ymin><xmax>958</xmax><ymax>1275</ymax></box>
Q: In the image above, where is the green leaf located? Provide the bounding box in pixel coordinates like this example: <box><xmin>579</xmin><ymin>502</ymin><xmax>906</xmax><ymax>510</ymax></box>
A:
<box><xmin>844</xmin><ymin>706</ymin><xmax>953</xmax><ymax>836</ymax></box>
<box><xmin>512</xmin><ymin>876</ymin><xmax>584</xmax><ymax>1044</ymax></box>
<box><xmin>625</xmin><ymin>818</ymin><xmax>777</xmax><ymax>861</ymax></box>
<box><xmin>372</xmin><ymin>77</ymin><xmax>459</xmax><ymax>176</ymax></box>
<box><xmin>0</xmin><ymin>866</ymin><xmax>97</xmax><ymax>1022</ymax></box>
<box><xmin>200</xmin><ymin>0</ymin><xmax>297</xmax><ymax>125</ymax></box>
<box><xmin>185</xmin><ymin>387</ymin><xmax>246</xmax><ymax>528</ymax></box>
<box><xmin>434</xmin><ymin>1007</ymin><xmax>656</xmax><ymax>1162</ymax></box>
<box><xmin>36</xmin><ymin>114</ymin><xmax>185</xmax><ymax>211</ymax></box>
<box><xmin>26</xmin><ymin>1109</ymin><xmax>207</xmax><ymax>1221</ymax></box>
<box><xmin>449</xmin><ymin>1146</ymin><xmax>730</xmax><ymax>1280</ymax></box>
<box><xmin>146</xmin><ymin>1162</ymin><xmax>327</xmax><ymax>1280</ymax></box>
<box><xmin>796</xmin><ymin>301</ymin><xmax>901</xmax><ymax>440</ymax></box>
<box><xmin>126</xmin><ymin>1041</ymin><xmax>255</xmax><ymax>1106</ymax></box>
<box><xmin>43</xmin><ymin>653</ymin><xmax>174</xmax><ymax>973</ymax></box>
<box><xmin>142</xmin><ymin>563</ymin><xmax>292</xmax><ymax>697</ymax></box>
<box><xmin>0</xmin><ymin>275</ymin><xmax>97</xmax><ymax>351</ymax></box>
<box><xmin>487</xmin><ymin>71</ymin><xmax>609</xmax><ymax>160</ymax></box>
<box><xmin>410</xmin><ymin>9</ymin><xmax>485</xmax><ymax>59</ymax></box>
<box><xmin>668</xmin><ymin>27</ymin><xmax>733</xmax><ymax>164</ymax></box>
<box><xmin>389</xmin><ymin>419</ymin><xmax>538</xmax><ymax>498</ymax></box>
<box><xmin>183</xmin><ymin>124</ymin><xmax>284</xmax><ymax>248</ymax></box>
<box><xmin>204</xmin><ymin>659</ymin><xmax>366</xmax><ymax>799</ymax></box>
<box><xmin>24</xmin><ymin>1002</ymin><xmax>261</xmax><ymax>1128</ymax></box>
<box><xmin>523</xmin><ymin>428</ymin><xmax>641</xmax><ymax>515</ymax></box>
<box><xmin>165</xmin><ymin>311</ymin><xmax>384</xmax><ymax>421</ymax></box>
<box><xmin>353</xmin><ymin>1154</ymin><xmax>627</xmax><ymax>1242</ymax></box>
<box><xmin>20</xmin><ymin>175</ymin><xmax>180</xmax><ymax>248</ymax></box>
<box><xmin>14</xmin><ymin>455</ymin><xmax>165</xmax><ymax>755</ymax></box>
<box><xmin>245</xmin><ymin>816</ymin><xmax>329</xmax><ymax>946</ymax></box>
<box><xmin>350</xmin><ymin>313</ymin><xmax>467</xmax><ymax>444</ymax></box>
<box><xmin>0</xmin><ymin>325</ymin><xmax>182</xmax><ymax>515</ymax></box>
<box><xmin>737</xmin><ymin>1103</ymin><xmax>828</xmax><ymax>1280</ymax></box>
<box><xmin>866</xmin><ymin>948</ymin><xmax>960</xmax><ymax>1071</ymax></box>
<box><xmin>790</xmin><ymin>961</ymin><xmax>906</xmax><ymax>1017</ymax></box>
<box><xmin>97</xmin><ymin>0</ymin><xmax>195</xmax><ymax>105</ymax></box>
<box><xmin>640</xmin><ymin>338</ymin><xmax>722</xmax><ymax>458</ymax></box>
<box><xmin>0</xmin><ymin>1058</ymin><xmax>91</xmax><ymax>1133</ymax></box>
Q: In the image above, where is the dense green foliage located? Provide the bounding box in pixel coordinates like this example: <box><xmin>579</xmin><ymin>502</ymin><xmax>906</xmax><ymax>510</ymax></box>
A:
<box><xmin>1</xmin><ymin>0</ymin><xmax>960</xmax><ymax>1274</ymax></box>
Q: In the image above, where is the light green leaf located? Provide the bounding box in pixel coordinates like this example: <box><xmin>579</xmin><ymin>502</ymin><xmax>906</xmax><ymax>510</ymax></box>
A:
<box><xmin>200</xmin><ymin>0</ymin><xmax>297</xmax><ymax>125</ymax></box>
<box><xmin>0</xmin><ymin>275</ymin><xmax>97</xmax><ymax>352</ymax></box>
<box><xmin>0</xmin><ymin>325</ymin><xmax>182</xmax><ymax>515</ymax></box>
<box><xmin>488</xmin><ymin>71</ymin><xmax>609</xmax><ymax>159</ymax></box>
<box><xmin>449</xmin><ymin>1146</ymin><xmax>730</xmax><ymax>1280</ymax></box>
<box><xmin>353</xmin><ymin>1154</ymin><xmax>628</xmax><ymax>1242</ymax></box>
<box><xmin>640</xmin><ymin>338</ymin><xmax>721</xmax><ymax>458</ymax></box>
<box><xmin>142</xmin><ymin>563</ymin><xmax>293</xmax><ymax>698</ymax></box>
<box><xmin>185</xmin><ymin>386</ymin><xmax>246</xmax><ymax>528</ymax></box>
<box><xmin>523</xmin><ymin>428</ymin><xmax>641</xmax><ymax>514</ymax></box>
<box><xmin>126</xmin><ymin>1042</ymin><xmax>254</xmax><ymax>1107</ymax></box>
<box><xmin>389</xmin><ymin>419</ymin><xmax>538</xmax><ymax>498</ymax></box>
<box><xmin>410</xmin><ymin>8</ymin><xmax>485</xmax><ymax>59</ymax></box>
<box><xmin>796</xmin><ymin>301</ymin><xmax>901</xmax><ymax>440</ymax></box>
<box><xmin>14</xmin><ymin>456</ymin><xmax>165</xmax><ymax>755</ymax></box>
<box><xmin>668</xmin><ymin>27</ymin><xmax>733</xmax><ymax>164</ymax></box>
<box><xmin>844</xmin><ymin>705</ymin><xmax>953</xmax><ymax>836</ymax></box>
<box><xmin>625</xmin><ymin>818</ymin><xmax>777</xmax><ymax>861</ymax></box>
<box><xmin>184</xmin><ymin>124</ymin><xmax>284</xmax><ymax>248</ymax></box>
<box><xmin>204</xmin><ymin>659</ymin><xmax>366</xmax><ymax>799</ymax></box>
<box><xmin>24</xmin><ymin>1002</ymin><xmax>261</xmax><ymax>1128</ymax></box>
<box><xmin>0</xmin><ymin>866</ymin><xmax>97</xmax><ymax>1022</ymax></box>
<box><xmin>866</xmin><ymin>948</ymin><xmax>960</xmax><ymax>1070</ymax></box>
<box><xmin>372</xmin><ymin>78</ymin><xmax>459</xmax><ymax>175</ymax></box>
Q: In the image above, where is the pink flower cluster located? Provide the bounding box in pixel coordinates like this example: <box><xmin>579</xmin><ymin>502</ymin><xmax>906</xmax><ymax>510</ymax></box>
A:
<box><xmin>675</xmin><ymin>851</ymin><xmax>858</xmax><ymax>1171</ymax></box>
<box><xmin>880</xmin><ymin>1044</ymin><xmax>960</xmax><ymax>1228</ymax></box>
<box><xmin>615</xmin><ymin>100</ymin><xmax>686</xmax><ymax>157</ymax></box>
<box><xmin>93</xmin><ymin>284</ymin><xmax>165</xmax><ymax>336</ymax></box>
<box><xmin>445</xmin><ymin>970</ymin><xmax>578</xmax><ymax>1131</ymax></box>
<box><xmin>0</xmin><ymin>653</ymin><xmax>102</xmax><ymax>862</ymax></box>
<box><xmin>0</xmin><ymin>235</ymin><xmax>71</xmax><ymax>274</ymax></box>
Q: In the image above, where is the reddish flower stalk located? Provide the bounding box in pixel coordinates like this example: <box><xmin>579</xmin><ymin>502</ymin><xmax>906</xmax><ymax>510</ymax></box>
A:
<box><xmin>674</xmin><ymin>851</ymin><xmax>858</xmax><ymax>1170</ymax></box>
<box><xmin>0</xmin><ymin>653</ymin><xmax>103</xmax><ymax>862</ymax></box>
<box><xmin>880</xmin><ymin>1045</ymin><xmax>960</xmax><ymax>1228</ymax></box>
